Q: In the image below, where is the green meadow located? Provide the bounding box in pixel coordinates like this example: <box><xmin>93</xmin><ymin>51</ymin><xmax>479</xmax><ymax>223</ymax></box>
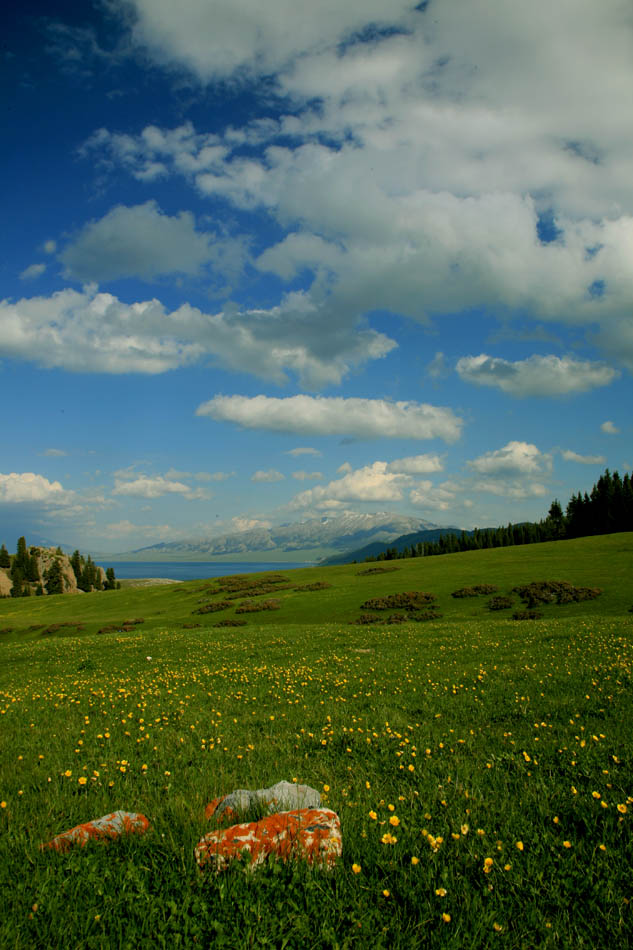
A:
<box><xmin>0</xmin><ymin>533</ymin><xmax>632</xmax><ymax>948</ymax></box>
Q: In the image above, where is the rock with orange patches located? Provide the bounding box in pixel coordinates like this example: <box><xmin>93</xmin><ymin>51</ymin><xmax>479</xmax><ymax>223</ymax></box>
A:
<box><xmin>41</xmin><ymin>811</ymin><xmax>150</xmax><ymax>852</ymax></box>
<box><xmin>204</xmin><ymin>780</ymin><xmax>321</xmax><ymax>822</ymax></box>
<box><xmin>195</xmin><ymin>807</ymin><xmax>342</xmax><ymax>872</ymax></box>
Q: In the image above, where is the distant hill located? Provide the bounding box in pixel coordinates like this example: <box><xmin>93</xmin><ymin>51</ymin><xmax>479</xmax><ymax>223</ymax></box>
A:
<box><xmin>322</xmin><ymin>526</ymin><xmax>467</xmax><ymax>564</ymax></box>
<box><xmin>114</xmin><ymin>513</ymin><xmax>443</xmax><ymax>561</ymax></box>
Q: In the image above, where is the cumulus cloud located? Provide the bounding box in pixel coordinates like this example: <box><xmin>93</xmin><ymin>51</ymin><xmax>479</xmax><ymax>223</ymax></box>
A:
<box><xmin>92</xmin><ymin>0</ymin><xmax>633</xmax><ymax>372</ymax></box>
<box><xmin>251</xmin><ymin>469</ymin><xmax>285</xmax><ymax>483</ymax></box>
<box><xmin>290</xmin><ymin>461</ymin><xmax>409</xmax><ymax>508</ymax></box>
<box><xmin>560</xmin><ymin>450</ymin><xmax>607</xmax><ymax>464</ymax></box>
<box><xmin>456</xmin><ymin>354</ymin><xmax>619</xmax><ymax>396</ymax></box>
<box><xmin>601</xmin><ymin>421</ymin><xmax>620</xmax><ymax>434</ymax></box>
<box><xmin>229</xmin><ymin>517</ymin><xmax>273</xmax><ymax>533</ymax></box>
<box><xmin>291</xmin><ymin>470</ymin><xmax>323</xmax><ymax>481</ymax></box>
<box><xmin>286</xmin><ymin>447</ymin><xmax>322</xmax><ymax>457</ymax></box>
<box><xmin>20</xmin><ymin>263</ymin><xmax>46</xmax><ymax>281</ymax></box>
<box><xmin>100</xmin><ymin>520</ymin><xmax>173</xmax><ymax>539</ymax></box>
<box><xmin>60</xmin><ymin>200</ymin><xmax>246</xmax><ymax>284</ymax></box>
<box><xmin>386</xmin><ymin>453</ymin><xmax>443</xmax><ymax>475</ymax></box>
<box><xmin>43</xmin><ymin>448</ymin><xmax>67</xmax><ymax>457</ymax></box>
<box><xmin>466</xmin><ymin>440</ymin><xmax>552</xmax><ymax>498</ymax></box>
<box><xmin>0</xmin><ymin>472</ymin><xmax>72</xmax><ymax>505</ymax></box>
<box><xmin>0</xmin><ymin>286</ymin><xmax>392</xmax><ymax>386</ymax></box>
<box><xmin>112</xmin><ymin>474</ymin><xmax>207</xmax><ymax>499</ymax></box>
<box><xmin>409</xmin><ymin>480</ymin><xmax>456</xmax><ymax>511</ymax></box>
<box><xmin>196</xmin><ymin>395</ymin><xmax>463</xmax><ymax>442</ymax></box>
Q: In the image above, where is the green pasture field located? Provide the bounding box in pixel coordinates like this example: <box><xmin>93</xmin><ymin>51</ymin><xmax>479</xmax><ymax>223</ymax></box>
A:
<box><xmin>0</xmin><ymin>534</ymin><xmax>632</xmax><ymax>948</ymax></box>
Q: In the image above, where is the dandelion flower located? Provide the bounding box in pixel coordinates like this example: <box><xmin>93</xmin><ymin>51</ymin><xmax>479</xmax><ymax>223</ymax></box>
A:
<box><xmin>78</xmin><ymin>777</ymin><xmax>87</xmax><ymax>786</ymax></box>
<box><xmin>381</xmin><ymin>832</ymin><xmax>397</xmax><ymax>845</ymax></box>
<box><xmin>383</xmin><ymin>889</ymin><xmax>390</xmax><ymax>898</ymax></box>
<box><xmin>516</xmin><ymin>841</ymin><xmax>524</xmax><ymax>851</ymax></box>
<box><xmin>411</xmin><ymin>856</ymin><xmax>419</xmax><ymax>865</ymax></box>
<box><xmin>389</xmin><ymin>815</ymin><xmax>400</xmax><ymax>827</ymax></box>
<box><xmin>435</xmin><ymin>887</ymin><xmax>447</xmax><ymax>897</ymax></box>
<box><xmin>461</xmin><ymin>824</ymin><xmax>469</xmax><ymax>835</ymax></box>
<box><xmin>442</xmin><ymin>913</ymin><xmax>451</xmax><ymax>923</ymax></box>
<box><xmin>617</xmin><ymin>804</ymin><xmax>627</xmax><ymax>814</ymax></box>
<box><xmin>493</xmin><ymin>923</ymin><xmax>503</xmax><ymax>932</ymax></box>
<box><xmin>352</xmin><ymin>863</ymin><xmax>361</xmax><ymax>874</ymax></box>
<box><xmin>323</xmin><ymin>784</ymin><xmax>330</xmax><ymax>793</ymax></box>
<box><xmin>563</xmin><ymin>840</ymin><xmax>572</xmax><ymax>848</ymax></box>
<box><xmin>369</xmin><ymin>810</ymin><xmax>377</xmax><ymax>820</ymax></box>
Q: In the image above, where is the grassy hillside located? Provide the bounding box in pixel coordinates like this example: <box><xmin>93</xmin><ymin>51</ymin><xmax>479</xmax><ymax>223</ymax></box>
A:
<box><xmin>0</xmin><ymin>533</ymin><xmax>630</xmax><ymax>642</ymax></box>
<box><xmin>0</xmin><ymin>534</ymin><xmax>632</xmax><ymax>948</ymax></box>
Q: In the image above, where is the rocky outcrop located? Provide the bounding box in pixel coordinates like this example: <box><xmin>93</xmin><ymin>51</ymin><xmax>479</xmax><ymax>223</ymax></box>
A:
<box><xmin>1</xmin><ymin>546</ymin><xmax>107</xmax><ymax>596</ymax></box>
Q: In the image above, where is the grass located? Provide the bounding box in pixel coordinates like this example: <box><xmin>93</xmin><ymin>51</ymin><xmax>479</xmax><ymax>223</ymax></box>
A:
<box><xmin>0</xmin><ymin>533</ymin><xmax>632</xmax><ymax>948</ymax></box>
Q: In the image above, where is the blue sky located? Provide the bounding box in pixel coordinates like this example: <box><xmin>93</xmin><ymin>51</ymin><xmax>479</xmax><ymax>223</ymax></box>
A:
<box><xmin>1</xmin><ymin>0</ymin><xmax>631</xmax><ymax>553</ymax></box>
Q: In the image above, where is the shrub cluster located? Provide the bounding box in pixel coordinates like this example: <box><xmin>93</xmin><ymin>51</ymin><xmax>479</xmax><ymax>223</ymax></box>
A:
<box><xmin>193</xmin><ymin>601</ymin><xmax>233</xmax><ymax>614</ymax></box>
<box><xmin>97</xmin><ymin>618</ymin><xmax>144</xmax><ymax>634</ymax></box>
<box><xmin>213</xmin><ymin>619</ymin><xmax>247</xmax><ymax>627</ymax></box>
<box><xmin>356</xmin><ymin>566</ymin><xmax>400</xmax><ymax>575</ymax></box>
<box><xmin>487</xmin><ymin>595</ymin><xmax>514</xmax><ymax>611</ymax></box>
<box><xmin>451</xmin><ymin>584</ymin><xmax>498</xmax><ymax>598</ymax></box>
<box><xmin>215</xmin><ymin>574</ymin><xmax>289</xmax><ymax>594</ymax></box>
<box><xmin>351</xmin><ymin>606</ymin><xmax>441</xmax><ymax>625</ymax></box>
<box><xmin>512</xmin><ymin>609</ymin><xmax>543</xmax><ymax>620</ymax></box>
<box><xmin>360</xmin><ymin>591</ymin><xmax>436</xmax><ymax>611</ymax></box>
<box><xmin>513</xmin><ymin>580</ymin><xmax>602</xmax><ymax>607</ymax></box>
<box><xmin>293</xmin><ymin>581</ymin><xmax>332</xmax><ymax>592</ymax></box>
<box><xmin>235</xmin><ymin>599</ymin><xmax>281</xmax><ymax>614</ymax></box>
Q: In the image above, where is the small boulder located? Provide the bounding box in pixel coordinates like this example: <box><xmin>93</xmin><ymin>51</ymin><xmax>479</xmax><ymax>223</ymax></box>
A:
<box><xmin>40</xmin><ymin>810</ymin><xmax>150</xmax><ymax>852</ymax></box>
<box><xmin>204</xmin><ymin>779</ymin><xmax>321</xmax><ymax>821</ymax></box>
<box><xmin>195</xmin><ymin>808</ymin><xmax>342</xmax><ymax>872</ymax></box>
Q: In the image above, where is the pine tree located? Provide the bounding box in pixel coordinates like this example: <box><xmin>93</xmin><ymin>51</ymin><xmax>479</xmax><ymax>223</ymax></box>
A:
<box><xmin>105</xmin><ymin>567</ymin><xmax>117</xmax><ymax>590</ymax></box>
<box><xmin>10</xmin><ymin>568</ymin><xmax>23</xmax><ymax>598</ymax></box>
<box><xmin>0</xmin><ymin>544</ymin><xmax>10</xmax><ymax>568</ymax></box>
<box><xmin>45</xmin><ymin>559</ymin><xmax>64</xmax><ymax>595</ymax></box>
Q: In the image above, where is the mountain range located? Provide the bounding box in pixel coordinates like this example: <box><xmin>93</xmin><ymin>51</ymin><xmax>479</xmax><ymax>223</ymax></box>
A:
<box><xmin>112</xmin><ymin>512</ymin><xmax>445</xmax><ymax>562</ymax></box>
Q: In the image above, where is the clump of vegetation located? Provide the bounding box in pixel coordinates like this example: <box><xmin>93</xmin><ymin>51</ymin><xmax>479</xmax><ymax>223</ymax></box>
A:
<box><xmin>360</xmin><ymin>591</ymin><xmax>436</xmax><ymax>611</ymax></box>
<box><xmin>351</xmin><ymin>613</ymin><xmax>388</xmax><ymax>625</ymax></box>
<box><xmin>512</xmin><ymin>609</ymin><xmax>543</xmax><ymax>620</ymax></box>
<box><xmin>41</xmin><ymin>622</ymin><xmax>85</xmax><ymax>636</ymax></box>
<box><xmin>452</xmin><ymin>584</ymin><xmax>498</xmax><ymax>598</ymax></box>
<box><xmin>181</xmin><ymin>622</ymin><xmax>201</xmax><ymax>629</ymax></box>
<box><xmin>293</xmin><ymin>581</ymin><xmax>332</xmax><ymax>592</ymax></box>
<box><xmin>356</xmin><ymin>566</ymin><xmax>400</xmax><ymax>575</ymax></box>
<box><xmin>225</xmin><ymin>583</ymin><xmax>294</xmax><ymax>599</ymax></box>
<box><xmin>193</xmin><ymin>601</ymin><xmax>233</xmax><ymax>615</ymax></box>
<box><xmin>213</xmin><ymin>619</ymin><xmax>247</xmax><ymax>627</ymax></box>
<box><xmin>235</xmin><ymin>599</ymin><xmax>281</xmax><ymax>614</ymax></box>
<box><xmin>513</xmin><ymin>580</ymin><xmax>602</xmax><ymax>607</ymax></box>
<box><xmin>487</xmin><ymin>595</ymin><xmax>514</xmax><ymax>611</ymax></box>
<box><xmin>215</xmin><ymin>574</ymin><xmax>289</xmax><ymax>594</ymax></box>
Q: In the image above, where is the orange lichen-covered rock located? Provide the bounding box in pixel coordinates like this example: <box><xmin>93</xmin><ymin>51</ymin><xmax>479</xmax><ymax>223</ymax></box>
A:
<box><xmin>204</xmin><ymin>780</ymin><xmax>321</xmax><ymax>822</ymax></box>
<box><xmin>40</xmin><ymin>811</ymin><xmax>150</xmax><ymax>852</ymax></box>
<box><xmin>195</xmin><ymin>808</ymin><xmax>342</xmax><ymax>872</ymax></box>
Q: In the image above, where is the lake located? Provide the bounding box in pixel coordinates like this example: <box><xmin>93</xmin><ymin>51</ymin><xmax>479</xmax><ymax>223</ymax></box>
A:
<box><xmin>96</xmin><ymin>561</ymin><xmax>318</xmax><ymax>582</ymax></box>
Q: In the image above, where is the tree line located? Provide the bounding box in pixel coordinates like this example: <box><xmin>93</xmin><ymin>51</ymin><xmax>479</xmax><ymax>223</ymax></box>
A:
<box><xmin>0</xmin><ymin>538</ymin><xmax>118</xmax><ymax>597</ymax></box>
<box><xmin>364</xmin><ymin>469</ymin><xmax>633</xmax><ymax>563</ymax></box>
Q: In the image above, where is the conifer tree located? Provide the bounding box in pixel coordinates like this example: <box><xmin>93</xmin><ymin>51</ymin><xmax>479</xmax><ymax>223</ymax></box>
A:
<box><xmin>0</xmin><ymin>544</ymin><xmax>9</xmax><ymax>568</ymax></box>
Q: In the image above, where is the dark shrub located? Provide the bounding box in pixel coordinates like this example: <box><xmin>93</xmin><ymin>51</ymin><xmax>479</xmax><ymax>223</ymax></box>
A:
<box><xmin>293</xmin><ymin>581</ymin><xmax>332</xmax><ymax>591</ymax></box>
<box><xmin>236</xmin><ymin>599</ymin><xmax>281</xmax><ymax>614</ymax></box>
<box><xmin>513</xmin><ymin>580</ymin><xmax>602</xmax><ymax>608</ymax></box>
<box><xmin>351</xmin><ymin>614</ymin><xmax>384</xmax><ymax>625</ymax></box>
<box><xmin>452</xmin><ymin>584</ymin><xmax>498</xmax><ymax>598</ymax></box>
<box><xmin>213</xmin><ymin>619</ymin><xmax>247</xmax><ymax>627</ymax></box>
<box><xmin>357</xmin><ymin>566</ymin><xmax>400</xmax><ymax>575</ymax></box>
<box><xmin>487</xmin><ymin>596</ymin><xmax>513</xmax><ymax>611</ymax></box>
<box><xmin>360</xmin><ymin>591</ymin><xmax>436</xmax><ymax>611</ymax></box>
<box><xmin>194</xmin><ymin>601</ymin><xmax>233</xmax><ymax>614</ymax></box>
<box><xmin>512</xmin><ymin>609</ymin><xmax>543</xmax><ymax>620</ymax></box>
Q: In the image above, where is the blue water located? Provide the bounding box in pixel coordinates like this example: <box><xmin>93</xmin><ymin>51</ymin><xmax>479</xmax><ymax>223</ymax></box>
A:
<box><xmin>96</xmin><ymin>561</ymin><xmax>317</xmax><ymax>582</ymax></box>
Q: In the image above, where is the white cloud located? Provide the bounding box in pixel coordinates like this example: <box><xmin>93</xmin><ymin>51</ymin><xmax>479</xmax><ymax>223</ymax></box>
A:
<box><xmin>196</xmin><ymin>395</ymin><xmax>463</xmax><ymax>442</ymax></box>
<box><xmin>471</xmin><ymin>479</ymin><xmax>549</xmax><ymax>499</ymax></box>
<box><xmin>127</xmin><ymin>0</ymin><xmax>413</xmax><ymax>82</ymax></box>
<box><xmin>0</xmin><ymin>286</ymin><xmax>392</xmax><ymax>386</ymax></box>
<box><xmin>229</xmin><ymin>517</ymin><xmax>273</xmax><ymax>533</ymax></box>
<box><xmin>286</xmin><ymin>447</ymin><xmax>322</xmax><ymax>457</ymax></box>
<box><xmin>101</xmin><ymin>520</ymin><xmax>173</xmax><ymax>539</ymax></box>
<box><xmin>112</xmin><ymin>474</ymin><xmax>199</xmax><ymax>499</ymax></box>
<box><xmin>386</xmin><ymin>453</ymin><xmax>443</xmax><ymax>475</ymax></box>
<box><xmin>601</xmin><ymin>420</ymin><xmax>620</xmax><ymax>434</ymax></box>
<box><xmin>19</xmin><ymin>263</ymin><xmax>46</xmax><ymax>281</ymax></box>
<box><xmin>468</xmin><ymin>441</ymin><xmax>550</xmax><ymax>478</ymax></box>
<box><xmin>290</xmin><ymin>461</ymin><xmax>409</xmax><ymax>508</ymax></box>
<box><xmin>43</xmin><ymin>448</ymin><xmax>68</xmax><ymax>457</ymax></box>
<box><xmin>0</xmin><ymin>472</ymin><xmax>72</xmax><ymax>505</ymax></box>
<box><xmin>560</xmin><ymin>450</ymin><xmax>607</xmax><ymax>464</ymax></box>
<box><xmin>251</xmin><ymin>469</ymin><xmax>285</xmax><ymax>483</ymax></box>
<box><xmin>60</xmin><ymin>200</ymin><xmax>244</xmax><ymax>283</ymax></box>
<box><xmin>456</xmin><ymin>354</ymin><xmax>619</xmax><ymax>397</ymax></box>
<box><xmin>96</xmin><ymin>1</ymin><xmax>633</xmax><ymax>372</ymax></box>
<box><xmin>43</xmin><ymin>240</ymin><xmax>57</xmax><ymax>254</ymax></box>
<box><xmin>337</xmin><ymin>462</ymin><xmax>352</xmax><ymax>475</ymax></box>
<box><xmin>409</xmin><ymin>480</ymin><xmax>456</xmax><ymax>512</ymax></box>
<box><xmin>291</xmin><ymin>470</ymin><xmax>323</xmax><ymax>481</ymax></box>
